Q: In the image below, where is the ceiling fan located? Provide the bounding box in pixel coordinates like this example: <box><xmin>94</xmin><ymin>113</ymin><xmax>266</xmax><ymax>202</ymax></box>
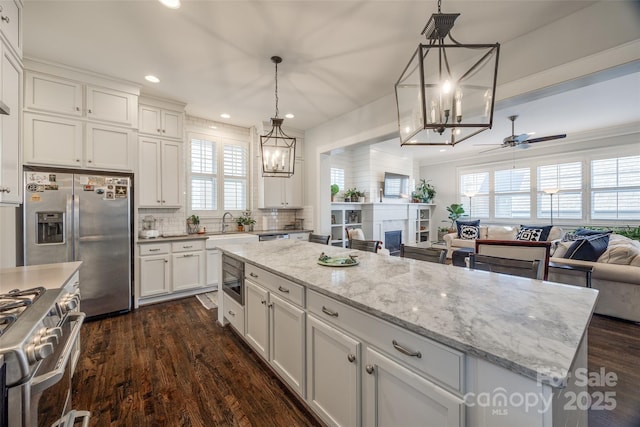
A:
<box><xmin>479</xmin><ymin>115</ymin><xmax>567</xmax><ymax>153</ymax></box>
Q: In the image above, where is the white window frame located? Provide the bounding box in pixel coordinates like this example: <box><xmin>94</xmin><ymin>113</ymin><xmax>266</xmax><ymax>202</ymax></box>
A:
<box><xmin>188</xmin><ymin>131</ymin><xmax>249</xmax><ymax>217</ymax></box>
<box><xmin>590</xmin><ymin>154</ymin><xmax>640</xmax><ymax>220</ymax></box>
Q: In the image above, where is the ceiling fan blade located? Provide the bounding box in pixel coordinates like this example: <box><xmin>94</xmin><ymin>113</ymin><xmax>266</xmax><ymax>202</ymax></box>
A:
<box><xmin>479</xmin><ymin>145</ymin><xmax>505</xmax><ymax>154</ymax></box>
<box><xmin>526</xmin><ymin>134</ymin><xmax>567</xmax><ymax>144</ymax></box>
<box><xmin>513</xmin><ymin>133</ymin><xmax>529</xmax><ymax>143</ymax></box>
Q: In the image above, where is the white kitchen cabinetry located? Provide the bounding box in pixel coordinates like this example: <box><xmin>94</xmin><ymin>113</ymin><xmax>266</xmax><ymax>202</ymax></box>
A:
<box><xmin>138</xmin><ymin>239</ymin><xmax>209</xmax><ymax>306</ymax></box>
<box><xmin>139</xmin><ymin>243</ymin><xmax>171</xmax><ymax>297</ymax></box>
<box><xmin>244</xmin><ymin>264</ymin><xmax>306</xmax><ymax>397</ymax></box>
<box><xmin>206</xmin><ymin>249</ymin><xmax>219</xmax><ymax>287</ymax></box>
<box><xmin>288</xmin><ymin>232</ymin><xmax>309</xmax><ymax>241</ymax></box>
<box><xmin>25</xmin><ymin>72</ymin><xmax>137</xmax><ymax>127</ymax></box>
<box><xmin>23</xmin><ymin>113</ymin><xmax>135</xmax><ymax>171</ymax></box>
<box><xmin>139</xmin><ymin>104</ymin><xmax>183</xmax><ymax>140</ymax></box>
<box><xmin>260</xmin><ymin>159</ymin><xmax>303</xmax><ymax>208</ymax></box>
<box><xmin>306</xmin><ymin>314</ymin><xmax>360</xmax><ymax>427</ymax></box>
<box><xmin>138</xmin><ymin>137</ymin><xmax>182</xmax><ymax>208</ymax></box>
<box><xmin>0</xmin><ymin>39</ymin><xmax>21</xmax><ymax>204</ymax></box>
<box><xmin>362</xmin><ymin>347</ymin><xmax>463</xmax><ymax>427</ymax></box>
<box><xmin>0</xmin><ymin>1</ymin><xmax>22</xmax><ymax>58</ymax></box>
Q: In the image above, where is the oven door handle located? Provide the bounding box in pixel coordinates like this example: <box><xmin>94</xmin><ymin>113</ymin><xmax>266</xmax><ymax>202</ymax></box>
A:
<box><xmin>31</xmin><ymin>312</ymin><xmax>86</xmax><ymax>394</ymax></box>
<box><xmin>51</xmin><ymin>409</ymin><xmax>91</xmax><ymax>427</ymax></box>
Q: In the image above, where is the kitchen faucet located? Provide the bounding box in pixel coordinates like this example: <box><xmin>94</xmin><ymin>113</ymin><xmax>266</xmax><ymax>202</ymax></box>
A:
<box><xmin>222</xmin><ymin>212</ymin><xmax>233</xmax><ymax>233</ymax></box>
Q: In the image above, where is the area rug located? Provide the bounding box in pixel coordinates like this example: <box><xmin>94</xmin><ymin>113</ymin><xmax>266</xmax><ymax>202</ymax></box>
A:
<box><xmin>196</xmin><ymin>291</ymin><xmax>218</xmax><ymax>310</ymax></box>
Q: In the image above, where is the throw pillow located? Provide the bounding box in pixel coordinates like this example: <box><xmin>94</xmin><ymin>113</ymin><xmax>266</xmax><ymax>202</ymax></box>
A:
<box><xmin>564</xmin><ymin>233</ymin><xmax>610</xmax><ymax>261</ymax></box>
<box><xmin>575</xmin><ymin>228</ymin><xmax>613</xmax><ymax>236</ymax></box>
<box><xmin>553</xmin><ymin>240</ymin><xmax>575</xmax><ymax>258</ymax></box>
<box><xmin>517</xmin><ymin>225</ymin><xmax>553</xmax><ymax>241</ymax></box>
<box><xmin>456</xmin><ymin>220</ymin><xmax>480</xmax><ymax>238</ymax></box>
<box><xmin>459</xmin><ymin>225</ymin><xmax>480</xmax><ymax>240</ymax></box>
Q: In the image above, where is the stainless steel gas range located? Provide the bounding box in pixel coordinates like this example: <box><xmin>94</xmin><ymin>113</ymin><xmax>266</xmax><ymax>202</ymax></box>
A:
<box><xmin>0</xmin><ymin>282</ymin><xmax>89</xmax><ymax>426</ymax></box>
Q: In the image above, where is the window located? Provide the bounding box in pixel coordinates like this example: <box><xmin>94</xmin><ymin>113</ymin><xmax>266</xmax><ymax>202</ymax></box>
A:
<box><xmin>537</xmin><ymin>162</ymin><xmax>582</xmax><ymax>219</ymax></box>
<box><xmin>494</xmin><ymin>168</ymin><xmax>530</xmax><ymax>218</ymax></box>
<box><xmin>460</xmin><ymin>172</ymin><xmax>489</xmax><ymax>218</ymax></box>
<box><xmin>190</xmin><ymin>134</ymin><xmax>248</xmax><ymax>214</ymax></box>
<box><xmin>331</xmin><ymin>168</ymin><xmax>345</xmax><ymax>190</ymax></box>
<box><xmin>591</xmin><ymin>155</ymin><xmax>640</xmax><ymax>220</ymax></box>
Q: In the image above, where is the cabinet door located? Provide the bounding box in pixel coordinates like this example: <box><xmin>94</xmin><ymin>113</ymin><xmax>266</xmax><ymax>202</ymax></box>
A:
<box><xmin>206</xmin><ymin>249</ymin><xmax>219</xmax><ymax>287</ymax></box>
<box><xmin>172</xmin><ymin>251</ymin><xmax>204</xmax><ymax>292</ymax></box>
<box><xmin>284</xmin><ymin>159</ymin><xmax>304</xmax><ymax>207</ymax></box>
<box><xmin>86</xmin><ymin>86</ymin><xmax>137</xmax><ymax>126</ymax></box>
<box><xmin>160</xmin><ymin>140</ymin><xmax>182</xmax><ymax>207</ymax></box>
<box><xmin>362</xmin><ymin>347</ymin><xmax>463</xmax><ymax>427</ymax></box>
<box><xmin>85</xmin><ymin>124</ymin><xmax>135</xmax><ymax>171</ymax></box>
<box><xmin>269</xmin><ymin>292</ymin><xmax>306</xmax><ymax>397</ymax></box>
<box><xmin>0</xmin><ymin>43</ymin><xmax>21</xmax><ymax>204</ymax></box>
<box><xmin>245</xmin><ymin>280</ymin><xmax>269</xmax><ymax>360</ymax></box>
<box><xmin>138</xmin><ymin>105</ymin><xmax>162</xmax><ymax>135</ymax></box>
<box><xmin>262</xmin><ymin>176</ymin><xmax>284</xmax><ymax>208</ymax></box>
<box><xmin>139</xmin><ymin>255</ymin><xmax>170</xmax><ymax>297</ymax></box>
<box><xmin>307</xmin><ymin>314</ymin><xmax>360</xmax><ymax>427</ymax></box>
<box><xmin>24</xmin><ymin>113</ymin><xmax>83</xmax><ymax>167</ymax></box>
<box><xmin>25</xmin><ymin>72</ymin><xmax>83</xmax><ymax>116</ymax></box>
<box><xmin>0</xmin><ymin>0</ymin><xmax>21</xmax><ymax>57</ymax></box>
<box><xmin>161</xmin><ymin>109</ymin><xmax>183</xmax><ymax>139</ymax></box>
<box><xmin>138</xmin><ymin>137</ymin><xmax>161</xmax><ymax>207</ymax></box>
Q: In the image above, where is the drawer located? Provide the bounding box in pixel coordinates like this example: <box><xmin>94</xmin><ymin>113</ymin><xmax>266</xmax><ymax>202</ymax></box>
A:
<box><xmin>245</xmin><ymin>264</ymin><xmax>304</xmax><ymax>307</ymax></box>
<box><xmin>139</xmin><ymin>242</ymin><xmax>170</xmax><ymax>256</ymax></box>
<box><xmin>223</xmin><ymin>292</ymin><xmax>245</xmax><ymax>335</ymax></box>
<box><xmin>171</xmin><ymin>240</ymin><xmax>205</xmax><ymax>253</ymax></box>
<box><xmin>308</xmin><ymin>290</ymin><xmax>464</xmax><ymax>394</ymax></box>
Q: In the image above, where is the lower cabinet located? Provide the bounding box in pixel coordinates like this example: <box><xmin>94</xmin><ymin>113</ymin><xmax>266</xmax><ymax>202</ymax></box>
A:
<box><xmin>362</xmin><ymin>347</ymin><xmax>464</xmax><ymax>427</ymax></box>
<box><xmin>306</xmin><ymin>314</ymin><xmax>361</xmax><ymax>427</ymax></box>
<box><xmin>138</xmin><ymin>239</ymin><xmax>207</xmax><ymax>304</ymax></box>
<box><xmin>245</xmin><ymin>270</ymin><xmax>305</xmax><ymax>397</ymax></box>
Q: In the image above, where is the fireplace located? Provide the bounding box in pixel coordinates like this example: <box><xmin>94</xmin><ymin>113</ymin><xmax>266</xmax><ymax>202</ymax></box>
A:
<box><xmin>385</xmin><ymin>230</ymin><xmax>402</xmax><ymax>256</ymax></box>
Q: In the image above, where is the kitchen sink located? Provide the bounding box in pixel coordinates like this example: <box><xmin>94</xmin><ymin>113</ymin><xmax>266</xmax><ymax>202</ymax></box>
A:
<box><xmin>206</xmin><ymin>233</ymin><xmax>259</xmax><ymax>249</ymax></box>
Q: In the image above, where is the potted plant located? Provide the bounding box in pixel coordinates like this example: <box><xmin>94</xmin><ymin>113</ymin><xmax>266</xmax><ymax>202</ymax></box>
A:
<box><xmin>414</xmin><ymin>179</ymin><xmax>436</xmax><ymax>203</ymax></box>
<box><xmin>236</xmin><ymin>217</ymin><xmax>245</xmax><ymax>232</ymax></box>
<box><xmin>343</xmin><ymin>188</ymin><xmax>357</xmax><ymax>202</ymax></box>
<box><xmin>331</xmin><ymin>184</ymin><xmax>339</xmax><ymax>202</ymax></box>
<box><xmin>443</xmin><ymin>203</ymin><xmax>465</xmax><ymax>232</ymax></box>
<box><xmin>236</xmin><ymin>211</ymin><xmax>256</xmax><ymax>232</ymax></box>
<box><xmin>437</xmin><ymin>226</ymin><xmax>450</xmax><ymax>241</ymax></box>
<box><xmin>356</xmin><ymin>190</ymin><xmax>365</xmax><ymax>203</ymax></box>
<box><xmin>187</xmin><ymin>214</ymin><xmax>200</xmax><ymax>234</ymax></box>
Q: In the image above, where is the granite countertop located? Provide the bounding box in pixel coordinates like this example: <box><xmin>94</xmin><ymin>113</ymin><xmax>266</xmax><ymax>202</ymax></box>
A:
<box><xmin>0</xmin><ymin>261</ymin><xmax>82</xmax><ymax>292</ymax></box>
<box><xmin>137</xmin><ymin>234</ymin><xmax>209</xmax><ymax>243</ymax></box>
<box><xmin>218</xmin><ymin>240</ymin><xmax>599</xmax><ymax>387</ymax></box>
<box><xmin>252</xmin><ymin>229</ymin><xmax>313</xmax><ymax>236</ymax></box>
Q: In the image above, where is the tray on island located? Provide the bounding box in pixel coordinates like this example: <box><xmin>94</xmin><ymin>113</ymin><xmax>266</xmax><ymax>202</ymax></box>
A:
<box><xmin>317</xmin><ymin>254</ymin><xmax>359</xmax><ymax>267</ymax></box>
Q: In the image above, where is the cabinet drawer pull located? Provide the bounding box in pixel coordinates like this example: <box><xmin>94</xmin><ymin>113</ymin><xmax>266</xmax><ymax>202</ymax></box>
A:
<box><xmin>181</xmin><ymin>254</ymin><xmax>194</xmax><ymax>258</ymax></box>
<box><xmin>365</xmin><ymin>365</ymin><xmax>375</xmax><ymax>375</ymax></box>
<box><xmin>75</xmin><ymin>106</ymin><xmax>80</xmax><ymax>111</ymax></box>
<box><xmin>149</xmin><ymin>248</ymin><xmax>161</xmax><ymax>252</ymax></box>
<box><xmin>392</xmin><ymin>340</ymin><xmax>422</xmax><ymax>359</ymax></box>
<box><xmin>321</xmin><ymin>306</ymin><xmax>338</xmax><ymax>317</ymax></box>
<box><xmin>347</xmin><ymin>354</ymin><xmax>356</xmax><ymax>363</ymax></box>
<box><xmin>249</xmin><ymin>272</ymin><xmax>259</xmax><ymax>278</ymax></box>
<box><xmin>183</xmin><ymin>245</ymin><xmax>193</xmax><ymax>249</ymax></box>
<box><xmin>227</xmin><ymin>310</ymin><xmax>235</xmax><ymax>317</ymax></box>
<box><xmin>261</xmin><ymin>300</ymin><xmax>266</xmax><ymax>305</ymax></box>
<box><xmin>0</xmin><ymin>187</ymin><xmax>10</xmax><ymax>193</ymax></box>
<box><xmin>1</xmin><ymin>16</ymin><xmax>9</xmax><ymax>23</ymax></box>
<box><xmin>268</xmin><ymin>303</ymin><xmax>273</xmax><ymax>308</ymax></box>
<box><xmin>88</xmin><ymin>109</ymin><xmax>92</xmax><ymax>114</ymax></box>
<box><xmin>277</xmin><ymin>286</ymin><xmax>290</xmax><ymax>293</ymax></box>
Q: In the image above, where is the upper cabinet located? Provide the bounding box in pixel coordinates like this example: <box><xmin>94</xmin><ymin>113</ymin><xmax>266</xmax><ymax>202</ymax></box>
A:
<box><xmin>260</xmin><ymin>159</ymin><xmax>304</xmax><ymax>209</ymax></box>
<box><xmin>25</xmin><ymin>71</ymin><xmax>137</xmax><ymax>127</ymax></box>
<box><xmin>0</xmin><ymin>0</ymin><xmax>22</xmax><ymax>58</ymax></box>
<box><xmin>139</xmin><ymin>104</ymin><xmax>183</xmax><ymax>140</ymax></box>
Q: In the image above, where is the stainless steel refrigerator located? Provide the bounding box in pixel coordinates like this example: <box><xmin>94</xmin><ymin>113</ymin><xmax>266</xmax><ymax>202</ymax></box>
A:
<box><xmin>23</xmin><ymin>168</ymin><xmax>132</xmax><ymax>318</ymax></box>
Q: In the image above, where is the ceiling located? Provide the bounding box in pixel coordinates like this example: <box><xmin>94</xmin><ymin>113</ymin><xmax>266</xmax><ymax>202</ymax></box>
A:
<box><xmin>24</xmin><ymin>1</ymin><xmax>639</xmax><ymax>164</ymax></box>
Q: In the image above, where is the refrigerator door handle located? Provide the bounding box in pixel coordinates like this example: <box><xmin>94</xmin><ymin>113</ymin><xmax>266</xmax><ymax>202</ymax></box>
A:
<box><xmin>73</xmin><ymin>194</ymin><xmax>80</xmax><ymax>261</ymax></box>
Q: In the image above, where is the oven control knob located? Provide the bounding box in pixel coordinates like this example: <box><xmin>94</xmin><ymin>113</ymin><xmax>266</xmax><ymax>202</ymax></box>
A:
<box><xmin>27</xmin><ymin>342</ymin><xmax>54</xmax><ymax>363</ymax></box>
<box><xmin>39</xmin><ymin>327</ymin><xmax>63</xmax><ymax>345</ymax></box>
<box><xmin>59</xmin><ymin>295</ymin><xmax>78</xmax><ymax>313</ymax></box>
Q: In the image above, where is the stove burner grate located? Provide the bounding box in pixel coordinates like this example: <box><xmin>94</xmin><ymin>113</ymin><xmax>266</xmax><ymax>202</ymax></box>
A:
<box><xmin>0</xmin><ymin>287</ymin><xmax>46</xmax><ymax>335</ymax></box>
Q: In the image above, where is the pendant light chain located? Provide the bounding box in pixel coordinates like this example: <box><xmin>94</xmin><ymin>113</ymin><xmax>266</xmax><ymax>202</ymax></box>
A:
<box><xmin>274</xmin><ymin>60</ymin><xmax>279</xmax><ymax>118</ymax></box>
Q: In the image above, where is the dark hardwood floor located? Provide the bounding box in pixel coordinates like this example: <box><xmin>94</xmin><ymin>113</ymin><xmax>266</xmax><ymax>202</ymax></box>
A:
<box><xmin>72</xmin><ymin>298</ymin><xmax>640</xmax><ymax>426</ymax></box>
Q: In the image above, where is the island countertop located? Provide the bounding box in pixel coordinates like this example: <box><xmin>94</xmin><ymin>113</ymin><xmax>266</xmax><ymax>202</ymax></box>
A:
<box><xmin>0</xmin><ymin>261</ymin><xmax>82</xmax><ymax>292</ymax></box>
<box><xmin>219</xmin><ymin>240</ymin><xmax>599</xmax><ymax>387</ymax></box>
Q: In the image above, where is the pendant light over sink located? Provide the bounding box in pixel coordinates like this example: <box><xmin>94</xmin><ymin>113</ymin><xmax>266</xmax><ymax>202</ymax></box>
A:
<box><xmin>261</xmin><ymin>56</ymin><xmax>296</xmax><ymax>178</ymax></box>
<box><xmin>395</xmin><ymin>0</ymin><xmax>500</xmax><ymax>147</ymax></box>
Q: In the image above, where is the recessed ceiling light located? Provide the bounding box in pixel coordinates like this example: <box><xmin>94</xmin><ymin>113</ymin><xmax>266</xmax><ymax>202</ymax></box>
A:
<box><xmin>439</xmin><ymin>149</ymin><xmax>447</xmax><ymax>152</ymax></box>
<box><xmin>158</xmin><ymin>0</ymin><xmax>180</xmax><ymax>9</ymax></box>
<box><xmin>145</xmin><ymin>75</ymin><xmax>160</xmax><ymax>83</ymax></box>
<box><xmin>220</xmin><ymin>113</ymin><xmax>230</xmax><ymax>119</ymax></box>
<box><xmin>209</xmin><ymin>125</ymin><xmax>217</xmax><ymax>129</ymax></box>
<box><xmin>285</xmin><ymin>113</ymin><xmax>295</xmax><ymax>119</ymax></box>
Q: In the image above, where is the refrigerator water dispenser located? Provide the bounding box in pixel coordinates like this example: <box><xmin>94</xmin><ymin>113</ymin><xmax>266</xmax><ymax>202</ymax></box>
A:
<box><xmin>36</xmin><ymin>212</ymin><xmax>64</xmax><ymax>244</ymax></box>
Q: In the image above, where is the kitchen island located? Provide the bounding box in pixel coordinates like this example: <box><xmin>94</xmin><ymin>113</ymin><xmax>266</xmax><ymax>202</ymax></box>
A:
<box><xmin>217</xmin><ymin>240</ymin><xmax>598</xmax><ymax>427</ymax></box>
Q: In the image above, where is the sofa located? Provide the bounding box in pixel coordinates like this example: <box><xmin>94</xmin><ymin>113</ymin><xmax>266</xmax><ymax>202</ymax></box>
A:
<box><xmin>444</xmin><ymin>226</ymin><xmax>640</xmax><ymax>322</ymax></box>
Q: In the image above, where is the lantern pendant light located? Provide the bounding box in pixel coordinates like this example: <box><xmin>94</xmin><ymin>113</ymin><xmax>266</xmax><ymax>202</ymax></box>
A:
<box><xmin>261</xmin><ymin>56</ymin><xmax>296</xmax><ymax>178</ymax></box>
<box><xmin>395</xmin><ymin>0</ymin><xmax>500</xmax><ymax>147</ymax></box>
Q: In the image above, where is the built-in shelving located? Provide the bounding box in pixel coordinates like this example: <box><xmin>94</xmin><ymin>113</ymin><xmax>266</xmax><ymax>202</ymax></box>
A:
<box><xmin>330</xmin><ymin>203</ymin><xmax>363</xmax><ymax>247</ymax></box>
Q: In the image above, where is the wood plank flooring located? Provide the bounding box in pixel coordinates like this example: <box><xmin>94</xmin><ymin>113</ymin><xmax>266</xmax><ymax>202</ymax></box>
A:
<box><xmin>72</xmin><ymin>297</ymin><xmax>640</xmax><ymax>426</ymax></box>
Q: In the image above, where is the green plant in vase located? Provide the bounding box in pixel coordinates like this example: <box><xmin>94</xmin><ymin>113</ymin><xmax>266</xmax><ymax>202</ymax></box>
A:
<box><xmin>443</xmin><ymin>203</ymin><xmax>465</xmax><ymax>231</ymax></box>
<box><xmin>414</xmin><ymin>179</ymin><xmax>436</xmax><ymax>203</ymax></box>
<box><xmin>331</xmin><ymin>184</ymin><xmax>339</xmax><ymax>202</ymax></box>
<box><xmin>187</xmin><ymin>214</ymin><xmax>200</xmax><ymax>234</ymax></box>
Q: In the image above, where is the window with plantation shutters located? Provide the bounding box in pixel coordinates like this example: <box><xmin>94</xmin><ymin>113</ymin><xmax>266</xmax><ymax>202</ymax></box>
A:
<box><xmin>494</xmin><ymin>168</ymin><xmax>531</xmax><ymax>218</ymax></box>
<box><xmin>537</xmin><ymin>162</ymin><xmax>582</xmax><ymax>219</ymax></box>
<box><xmin>189</xmin><ymin>134</ymin><xmax>248</xmax><ymax>214</ymax></box>
<box><xmin>460</xmin><ymin>172</ymin><xmax>489</xmax><ymax>218</ymax></box>
<box><xmin>331</xmin><ymin>168</ymin><xmax>345</xmax><ymax>191</ymax></box>
<box><xmin>223</xmin><ymin>145</ymin><xmax>247</xmax><ymax>210</ymax></box>
<box><xmin>191</xmin><ymin>138</ymin><xmax>217</xmax><ymax>210</ymax></box>
<box><xmin>591</xmin><ymin>155</ymin><xmax>640</xmax><ymax>220</ymax></box>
